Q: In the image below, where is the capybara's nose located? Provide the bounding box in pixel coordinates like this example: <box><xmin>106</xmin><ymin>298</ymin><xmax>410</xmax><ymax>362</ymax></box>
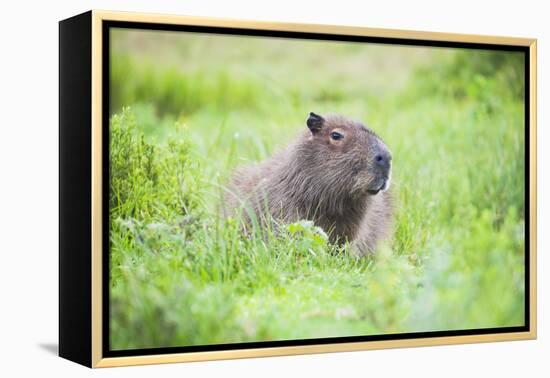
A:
<box><xmin>375</xmin><ymin>152</ymin><xmax>391</xmax><ymax>170</ymax></box>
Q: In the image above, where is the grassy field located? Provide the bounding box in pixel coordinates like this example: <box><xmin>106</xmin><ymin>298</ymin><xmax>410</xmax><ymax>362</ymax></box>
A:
<box><xmin>108</xmin><ymin>29</ymin><xmax>526</xmax><ymax>350</ymax></box>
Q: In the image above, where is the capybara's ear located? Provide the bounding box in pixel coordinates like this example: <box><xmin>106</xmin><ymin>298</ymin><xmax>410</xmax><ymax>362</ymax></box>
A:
<box><xmin>307</xmin><ymin>112</ymin><xmax>325</xmax><ymax>133</ymax></box>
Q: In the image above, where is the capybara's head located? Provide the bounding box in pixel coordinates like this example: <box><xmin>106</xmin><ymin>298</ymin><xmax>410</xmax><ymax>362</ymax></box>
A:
<box><xmin>304</xmin><ymin>112</ymin><xmax>392</xmax><ymax>197</ymax></box>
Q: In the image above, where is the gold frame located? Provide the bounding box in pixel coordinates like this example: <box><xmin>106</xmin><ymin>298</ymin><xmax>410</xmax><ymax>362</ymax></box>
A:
<box><xmin>90</xmin><ymin>9</ymin><xmax>537</xmax><ymax>368</ymax></box>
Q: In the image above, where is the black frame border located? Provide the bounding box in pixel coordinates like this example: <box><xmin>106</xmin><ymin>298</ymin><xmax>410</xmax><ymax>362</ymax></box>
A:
<box><xmin>101</xmin><ymin>20</ymin><xmax>531</xmax><ymax>359</ymax></box>
<box><xmin>59</xmin><ymin>11</ymin><xmax>93</xmax><ymax>367</ymax></box>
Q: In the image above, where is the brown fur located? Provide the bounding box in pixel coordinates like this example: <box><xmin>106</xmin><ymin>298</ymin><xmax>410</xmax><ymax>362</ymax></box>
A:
<box><xmin>225</xmin><ymin>112</ymin><xmax>394</xmax><ymax>256</ymax></box>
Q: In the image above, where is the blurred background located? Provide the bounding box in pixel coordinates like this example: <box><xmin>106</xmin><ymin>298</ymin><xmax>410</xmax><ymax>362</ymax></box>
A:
<box><xmin>110</xmin><ymin>29</ymin><xmax>452</xmax><ymax>172</ymax></box>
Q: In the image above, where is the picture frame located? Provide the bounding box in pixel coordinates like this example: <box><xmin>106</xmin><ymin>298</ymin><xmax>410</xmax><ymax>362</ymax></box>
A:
<box><xmin>59</xmin><ymin>10</ymin><xmax>537</xmax><ymax>368</ymax></box>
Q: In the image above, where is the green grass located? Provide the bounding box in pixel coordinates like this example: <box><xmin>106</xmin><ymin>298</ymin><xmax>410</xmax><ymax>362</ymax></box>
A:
<box><xmin>108</xmin><ymin>30</ymin><xmax>525</xmax><ymax>350</ymax></box>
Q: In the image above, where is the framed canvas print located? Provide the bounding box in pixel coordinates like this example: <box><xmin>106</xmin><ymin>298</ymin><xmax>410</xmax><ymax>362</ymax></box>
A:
<box><xmin>59</xmin><ymin>10</ymin><xmax>537</xmax><ymax>368</ymax></box>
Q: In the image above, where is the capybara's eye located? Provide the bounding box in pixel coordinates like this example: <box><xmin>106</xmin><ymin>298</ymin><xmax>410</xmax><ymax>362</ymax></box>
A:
<box><xmin>330</xmin><ymin>132</ymin><xmax>343</xmax><ymax>141</ymax></box>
